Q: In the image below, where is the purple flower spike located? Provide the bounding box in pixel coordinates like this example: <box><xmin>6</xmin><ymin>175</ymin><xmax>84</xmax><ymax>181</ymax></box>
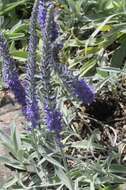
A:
<box><xmin>38</xmin><ymin>0</ymin><xmax>59</xmax><ymax>42</ymax></box>
<box><xmin>38</xmin><ymin>2</ymin><xmax>63</xmax><ymax>135</ymax></box>
<box><xmin>72</xmin><ymin>80</ymin><xmax>95</xmax><ymax>105</ymax></box>
<box><xmin>24</xmin><ymin>0</ymin><xmax>39</xmax><ymax>129</ymax></box>
<box><xmin>38</xmin><ymin>0</ymin><xmax>46</xmax><ymax>29</ymax></box>
<box><xmin>8</xmin><ymin>76</ymin><xmax>26</xmax><ymax>106</ymax></box>
<box><xmin>45</xmin><ymin>106</ymin><xmax>62</xmax><ymax>132</ymax></box>
<box><xmin>0</xmin><ymin>32</ymin><xmax>26</xmax><ymax>106</ymax></box>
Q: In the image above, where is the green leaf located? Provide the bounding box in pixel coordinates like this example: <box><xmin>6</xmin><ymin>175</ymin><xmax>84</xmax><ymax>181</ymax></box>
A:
<box><xmin>0</xmin><ymin>0</ymin><xmax>27</xmax><ymax>16</ymax></box>
<box><xmin>5</xmin><ymin>32</ymin><xmax>25</xmax><ymax>40</ymax></box>
<box><xmin>109</xmin><ymin>164</ymin><xmax>126</xmax><ymax>174</ymax></box>
<box><xmin>17</xmin><ymin>149</ymin><xmax>25</xmax><ymax>162</ymax></box>
<box><xmin>55</xmin><ymin>168</ymin><xmax>74</xmax><ymax>190</ymax></box>
<box><xmin>11</xmin><ymin>123</ymin><xmax>21</xmax><ymax>151</ymax></box>
<box><xmin>97</xmin><ymin>67</ymin><xmax>126</xmax><ymax>73</ymax></box>
<box><xmin>10</xmin><ymin>21</ymin><xmax>29</xmax><ymax>33</ymax></box>
<box><xmin>0</xmin><ymin>156</ymin><xmax>12</xmax><ymax>163</ymax></box>
<box><xmin>11</xmin><ymin>50</ymin><xmax>28</xmax><ymax>61</ymax></box>
<box><xmin>111</xmin><ymin>39</ymin><xmax>126</xmax><ymax>68</ymax></box>
<box><xmin>0</xmin><ymin>155</ymin><xmax>26</xmax><ymax>170</ymax></box>
<box><xmin>71</xmin><ymin>139</ymin><xmax>104</xmax><ymax>150</ymax></box>
<box><xmin>5</xmin><ymin>162</ymin><xmax>26</xmax><ymax>171</ymax></box>
<box><xmin>46</xmin><ymin>156</ymin><xmax>65</xmax><ymax>170</ymax></box>
<box><xmin>0</xmin><ymin>129</ymin><xmax>16</xmax><ymax>155</ymax></box>
<box><xmin>3</xmin><ymin>176</ymin><xmax>18</xmax><ymax>189</ymax></box>
<box><xmin>80</xmin><ymin>59</ymin><xmax>97</xmax><ymax>76</ymax></box>
<box><xmin>38</xmin><ymin>155</ymin><xmax>65</xmax><ymax>170</ymax></box>
<box><xmin>85</xmin><ymin>14</ymin><xmax>119</xmax><ymax>54</ymax></box>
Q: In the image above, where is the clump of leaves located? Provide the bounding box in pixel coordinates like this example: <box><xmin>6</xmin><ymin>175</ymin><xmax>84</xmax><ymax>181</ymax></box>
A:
<box><xmin>57</xmin><ymin>0</ymin><xmax>126</xmax><ymax>78</ymax></box>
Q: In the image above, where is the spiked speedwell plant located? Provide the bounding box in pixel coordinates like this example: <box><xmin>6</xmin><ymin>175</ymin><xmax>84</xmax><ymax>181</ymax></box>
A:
<box><xmin>0</xmin><ymin>0</ymin><xmax>95</xmax><ymax>134</ymax></box>
<box><xmin>0</xmin><ymin>1</ymin><xmax>94</xmax><ymax>186</ymax></box>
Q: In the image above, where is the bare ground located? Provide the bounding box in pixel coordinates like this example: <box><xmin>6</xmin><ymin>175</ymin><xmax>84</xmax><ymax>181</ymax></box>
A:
<box><xmin>0</xmin><ymin>103</ymin><xmax>24</xmax><ymax>186</ymax></box>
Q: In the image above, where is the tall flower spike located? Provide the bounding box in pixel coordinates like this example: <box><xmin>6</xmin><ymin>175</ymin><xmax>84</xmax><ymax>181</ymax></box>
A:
<box><xmin>38</xmin><ymin>0</ymin><xmax>95</xmax><ymax>104</ymax></box>
<box><xmin>54</xmin><ymin>56</ymin><xmax>95</xmax><ymax>105</ymax></box>
<box><xmin>38</xmin><ymin>0</ymin><xmax>46</xmax><ymax>29</ymax></box>
<box><xmin>52</xmin><ymin>24</ymin><xmax>95</xmax><ymax>105</ymax></box>
<box><xmin>0</xmin><ymin>32</ymin><xmax>26</xmax><ymax>106</ymax></box>
<box><xmin>24</xmin><ymin>0</ymin><xmax>39</xmax><ymax>129</ymax></box>
<box><xmin>38</xmin><ymin>0</ymin><xmax>59</xmax><ymax>42</ymax></box>
<box><xmin>38</xmin><ymin>3</ymin><xmax>62</xmax><ymax>134</ymax></box>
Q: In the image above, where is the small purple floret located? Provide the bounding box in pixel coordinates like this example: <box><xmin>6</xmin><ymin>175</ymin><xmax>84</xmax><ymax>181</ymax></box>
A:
<box><xmin>8</xmin><ymin>78</ymin><xmax>26</xmax><ymax>106</ymax></box>
<box><xmin>45</xmin><ymin>106</ymin><xmax>62</xmax><ymax>132</ymax></box>
<box><xmin>38</xmin><ymin>0</ymin><xmax>46</xmax><ymax>29</ymax></box>
<box><xmin>24</xmin><ymin>98</ymin><xmax>39</xmax><ymax>129</ymax></box>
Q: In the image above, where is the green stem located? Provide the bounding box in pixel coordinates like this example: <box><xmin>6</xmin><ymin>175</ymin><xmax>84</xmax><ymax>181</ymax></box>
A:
<box><xmin>32</xmin><ymin>129</ymin><xmax>47</xmax><ymax>184</ymax></box>
<box><xmin>59</xmin><ymin>145</ymin><xmax>74</xmax><ymax>190</ymax></box>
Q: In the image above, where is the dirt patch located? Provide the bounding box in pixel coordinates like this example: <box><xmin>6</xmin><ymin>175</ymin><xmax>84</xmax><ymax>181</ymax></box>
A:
<box><xmin>0</xmin><ymin>101</ymin><xmax>25</xmax><ymax>185</ymax></box>
<box><xmin>68</xmin><ymin>75</ymin><xmax>126</xmax><ymax>162</ymax></box>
